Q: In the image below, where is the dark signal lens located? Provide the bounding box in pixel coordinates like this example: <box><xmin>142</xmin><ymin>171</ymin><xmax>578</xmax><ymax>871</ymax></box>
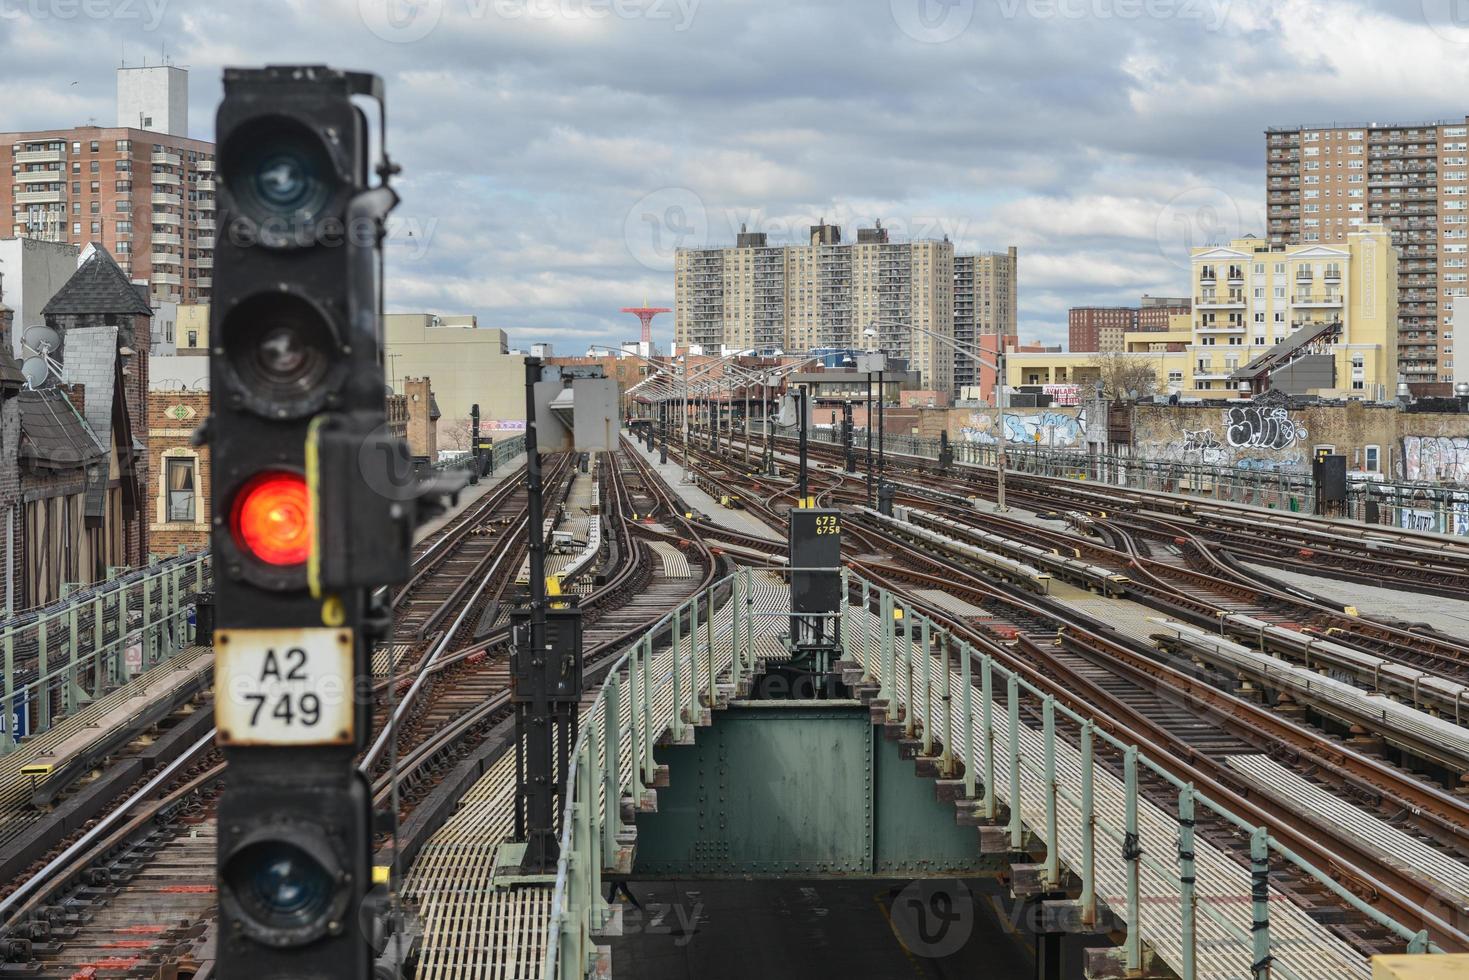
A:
<box><xmin>220</xmin><ymin>293</ymin><xmax>339</xmax><ymax>418</ymax></box>
<box><xmin>225</xmin><ymin>840</ymin><xmax>334</xmax><ymax>931</ymax></box>
<box><xmin>224</xmin><ymin>117</ymin><xmax>334</xmax><ymax>226</ymax></box>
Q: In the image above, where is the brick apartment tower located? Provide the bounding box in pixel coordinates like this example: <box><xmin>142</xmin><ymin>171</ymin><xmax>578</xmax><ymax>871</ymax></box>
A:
<box><xmin>0</xmin><ymin>66</ymin><xmax>216</xmax><ymax>309</ymax></box>
<box><xmin>1266</xmin><ymin>118</ymin><xmax>1469</xmax><ymax>387</ymax></box>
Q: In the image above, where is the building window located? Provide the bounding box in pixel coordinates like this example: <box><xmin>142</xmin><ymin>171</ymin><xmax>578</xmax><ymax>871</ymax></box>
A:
<box><xmin>166</xmin><ymin>458</ymin><xmax>197</xmax><ymax>522</ymax></box>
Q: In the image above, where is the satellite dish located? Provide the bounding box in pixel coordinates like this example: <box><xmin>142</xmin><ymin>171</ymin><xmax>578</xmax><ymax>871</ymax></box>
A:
<box><xmin>21</xmin><ymin>355</ymin><xmax>51</xmax><ymax>389</ymax></box>
<box><xmin>21</xmin><ymin>325</ymin><xmax>61</xmax><ymax>355</ymax></box>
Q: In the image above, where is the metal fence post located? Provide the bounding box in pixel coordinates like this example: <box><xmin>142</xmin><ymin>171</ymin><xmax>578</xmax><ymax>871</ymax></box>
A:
<box><xmin>670</xmin><ymin>608</ymin><xmax>685</xmax><ymax>742</ymax></box>
<box><xmin>839</xmin><ymin>567</ymin><xmax>851</xmax><ymax>665</ymax></box>
<box><xmin>92</xmin><ymin>595</ymin><xmax>103</xmax><ymax>695</ymax></box>
<box><xmin>1007</xmin><ymin>673</ymin><xmax>1022</xmax><ymax>849</ymax></box>
<box><xmin>1043</xmin><ymin>695</ymin><xmax>1059</xmax><ymax>889</ymax></box>
<box><xmin>1080</xmin><ymin>722</ymin><xmax>1096</xmax><ymax>926</ymax></box>
<box><xmin>602</xmin><ymin>673</ymin><xmax>622</xmax><ymax>868</ymax></box>
<box><xmin>730</xmin><ymin>572</ymin><xmax>743</xmax><ymax>692</ymax></box>
<box><xmin>961</xmin><ymin>642</ymin><xmax>976</xmax><ymax>799</ymax></box>
<box><xmin>628</xmin><ymin>648</ymin><xmax>646</xmax><ymax>801</ymax></box>
<box><xmin>1178</xmin><ymin>785</ymin><xmax>1197</xmax><ymax>980</ymax></box>
<box><xmin>641</xmin><ymin>635</ymin><xmax>655</xmax><ymax>786</ymax></box>
<box><xmin>1250</xmin><ymin>826</ymin><xmax>1272</xmax><ymax>980</ymax></box>
<box><xmin>66</xmin><ymin>605</ymin><xmax>80</xmax><ymax>713</ymax></box>
<box><xmin>880</xmin><ymin>591</ymin><xmax>896</xmax><ymax>721</ymax></box>
<box><xmin>919</xmin><ymin>618</ymin><xmax>932</xmax><ymax>756</ymax></box>
<box><xmin>1124</xmin><ymin>746</ymin><xmax>1142</xmax><ymax>972</ymax></box>
<box><xmin>746</xmin><ymin>567</ymin><xmax>757</xmax><ymax>668</ymax></box>
<box><xmin>981</xmin><ymin>652</ymin><xmax>995</xmax><ymax>819</ymax></box>
<box><xmin>583</xmin><ymin>748</ymin><xmax>607</xmax><ymax>933</ymax></box>
<box><xmin>118</xmin><ymin>583</ymin><xmax>130</xmax><ymax>683</ymax></box>
<box><xmin>938</xmin><ymin>633</ymin><xmax>953</xmax><ymax>775</ymax></box>
<box><xmin>904</xmin><ymin>617</ymin><xmax>919</xmax><ymax>739</ymax></box>
<box><xmin>703</xmin><ymin>583</ymin><xmax>715</xmax><ymax>708</ymax></box>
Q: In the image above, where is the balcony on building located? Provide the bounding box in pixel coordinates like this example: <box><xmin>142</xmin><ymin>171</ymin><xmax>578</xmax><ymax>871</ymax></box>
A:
<box><xmin>151</xmin><ymin>271</ymin><xmax>183</xmax><ymax>286</ymax></box>
<box><xmin>1195</xmin><ymin>322</ymin><xmax>1247</xmax><ymax>333</ymax></box>
<box><xmin>151</xmin><ymin>251</ymin><xmax>183</xmax><ymax>267</ymax></box>
<box><xmin>196</xmin><ymin>159</ymin><xmax>215</xmax><ymax>173</ymax></box>
<box><xmin>197</xmin><ymin>217</ymin><xmax>216</xmax><ymax>233</ymax></box>
<box><xmin>153</xmin><ymin>232</ymin><xmax>183</xmax><ymax>247</ymax></box>
<box><xmin>152</xmin><ymin>171</ymin><xmax>182</xmax><ymax>187</ymax></box>
<box><xmin>153</xmin><ymin>192</ymin><xmax>182</xmax><ymax>207</ymax></box>
<box><xmin>153</xmin><ymin>211</ymin><xmax>182</xmax><ymax>226</ymax></box>
<box><xmin>15</xmin><ymin>148</ymin><xmax>64</xmax><ymax>164</ymax></box>
<box><xmin>196</xmin><ymin>276</ymin><xmax>212</xmax><ymax>289</ymax></box>
<box><xmin>16</xmin><ymin>189</ymin><xmax>65</xmax><ymax>205</ymax></box>
<box><xmin>1290</xmin><ymin>293</ymin><xmax>1343</xmax><ymax>307</ymax></box>
<box><xmin>1195</xmin><ymin>295</ymin><xmax>1245</xmax><ymax>308</ymax></box>
<box><xmin>197</xmin><ymin>255</ymin><xmax>213</xmax><ymax>269</ymax></box>
<box><xmin>197</xmin><ymin>179</ymin><xmax>215</xmax><ymax>193</ymax></box>
<box><xmin>16</xmin><ymin>169</ymin><xmax>63</xmax><ymax>184</ymax></box>
<box><xmin>152</xmin><ymin>151</ymin><xmax>183</xmax><ymax>167</ymax></box>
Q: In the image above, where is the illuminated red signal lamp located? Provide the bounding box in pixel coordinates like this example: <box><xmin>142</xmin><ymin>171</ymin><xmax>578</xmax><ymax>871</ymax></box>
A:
<box><xmin>230</xmin><ymin>471</ymin><xmax>312</xmax><ymax>567</ymax></box>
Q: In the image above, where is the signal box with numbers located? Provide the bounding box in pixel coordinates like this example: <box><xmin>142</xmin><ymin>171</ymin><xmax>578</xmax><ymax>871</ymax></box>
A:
<box><xmin>789</xmin><ymin>509</ymin><xmax>842</xmax><ymax>613</ymax></box>
<box><xmin>787</xmin><ymin>508</ymin><xmax>844</xmax><ymax>662</ymax></box>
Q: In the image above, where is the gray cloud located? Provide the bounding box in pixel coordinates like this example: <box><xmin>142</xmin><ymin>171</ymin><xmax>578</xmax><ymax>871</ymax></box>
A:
<box><xmin>4</xmin><ymin>0</ymin><xmax>1468</xmax><ymax>348</ymax></box>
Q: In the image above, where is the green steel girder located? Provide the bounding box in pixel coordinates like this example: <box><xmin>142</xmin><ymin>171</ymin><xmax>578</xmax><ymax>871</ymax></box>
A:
<box><xmin>633</xmin><ymin>702</ymin><xmax>994</xmax><ymax>878</ymax></box>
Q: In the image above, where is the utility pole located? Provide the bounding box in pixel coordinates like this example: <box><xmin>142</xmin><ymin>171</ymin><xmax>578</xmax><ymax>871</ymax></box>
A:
<box><xmin>797</xmin><ymin>385</ymin><xmax>809</xmax><ymax>505</ymax></box>
<box><xmin>865</xmin><ymin>371</ymin><xmax>874</xmax><ymax>507</ymax></box>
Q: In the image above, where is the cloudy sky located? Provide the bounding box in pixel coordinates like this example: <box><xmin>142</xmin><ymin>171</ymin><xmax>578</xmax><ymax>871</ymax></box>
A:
<box><xmin>5</xmin><ymin>0</ymin><xmax>1469</xmax><ymax>350</ymax></box>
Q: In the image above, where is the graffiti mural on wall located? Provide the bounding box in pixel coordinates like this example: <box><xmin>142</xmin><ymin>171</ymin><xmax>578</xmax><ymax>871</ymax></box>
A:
<box><xmin>1401</xmin><ymin>436</ymin><xmax>1469</xmax><ymax>484</ymax></box>
<box><xmin>1224</xmin><ymin>406</ymin><xmax>1308</xmax><ymax>451</ymax></box>
<box><xmin>960</xmin><ymin>410</ymin><xmax>1087</xmax><ymax>447</ymax></box>
<box><xmin>1159</xmin><ymin>406</ymin><xmax>1311</xmax><ymax>473</ymax></box>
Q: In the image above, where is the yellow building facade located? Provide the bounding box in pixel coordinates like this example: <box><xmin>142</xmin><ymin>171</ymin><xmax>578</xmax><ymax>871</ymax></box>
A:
<box><xmin>1007</xmin><ymin>225</ymin><xmax>1398</xmax><ymax>402</ymax></box>
<box><xmin>1187</xmin><ymin>225</ymin><xmax>1398</xmax><ymax>398</ymax></box>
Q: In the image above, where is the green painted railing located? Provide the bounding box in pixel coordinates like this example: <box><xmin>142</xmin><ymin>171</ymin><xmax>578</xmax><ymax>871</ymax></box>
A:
<box><xmin>542</xmin><ymin>568</ymin><xmax>1442</xmax><ymax>979</ymax></box>
<box><xmin>434</xmin><ymin>434</ymin><xmax>527</xmax><ymax>475</ymax></box>
<box><xmin>1</xmin><ymin>552</ymin><xmax>210</xmax><ymax>752</ymax></box>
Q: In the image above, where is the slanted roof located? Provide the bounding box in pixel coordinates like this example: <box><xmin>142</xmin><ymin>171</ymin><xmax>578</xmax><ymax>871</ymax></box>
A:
<box><xmin>41</xmin><ymin>244</ymin><xmax>152</xmax><ymax>318</ymax></box>
<box><xmin>429</xmin><ymin>393</ymin><xmax>442</xmax><ymax>421</ymax></box>
<box><xmin>16</xmin><ymin>388</ymin><xmax>104</xmax><ymax>470</ymax></box>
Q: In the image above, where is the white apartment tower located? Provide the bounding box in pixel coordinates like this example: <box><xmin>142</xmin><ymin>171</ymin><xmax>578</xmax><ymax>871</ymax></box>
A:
<box><xmin>675</xmin><ymin>221</ymin><xmax>959</xmax><ymax>393</ymax></box>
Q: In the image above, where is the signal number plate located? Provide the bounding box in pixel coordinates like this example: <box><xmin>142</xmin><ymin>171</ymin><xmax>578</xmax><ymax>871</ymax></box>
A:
<box><xmin>215</xmin><ymin>628</ymin><xmax>354</xmax><ymax>746</ymax></box>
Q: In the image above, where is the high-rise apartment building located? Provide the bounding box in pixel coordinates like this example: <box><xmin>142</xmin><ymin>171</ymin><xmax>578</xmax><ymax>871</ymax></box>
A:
<box><xmin>676</xmin><ymin>221</ymin><xmax>996</xmax><ymax>394</ymax></box>
<box><xmin>0</xmin><ymin>68</ymin><xmax>215</xmax><ymax>308</ymax></box>
<box><xmin>1266</xmin><ymin>118</ymin><xmax>1469</xmax><ymax>386</ymax></box>
<box><xmin>953</xmin><ymin>246</ymin><xmax>1017</xmax><ymax>391</ymax></box>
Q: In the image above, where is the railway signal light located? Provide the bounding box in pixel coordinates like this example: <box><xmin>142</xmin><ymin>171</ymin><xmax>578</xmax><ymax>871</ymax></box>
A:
<box><xmin>207</xmin><ymin>65</ymin><xmax>404</xmax><ymax>978</ymax></box>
